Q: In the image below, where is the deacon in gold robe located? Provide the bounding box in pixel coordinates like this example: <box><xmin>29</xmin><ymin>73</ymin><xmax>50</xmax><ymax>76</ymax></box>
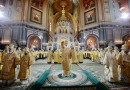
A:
<box><xmin>47</xmin><ymin>48</ymin><xmax>53</xmax><ymax>64</ymax></box>
<box><xmin>61</xmin><ymin>41</ymin><xmax>72</xmax><ymax>77</ymax></box>
<box><xmin>93</xmin><ymin>48</ymin><xmax>99</xmax><ymax>62</ymax></box>
<box><xmin>0</xmin><ymin>51</ymin><xmax>2</xmax><ymax>63</ymax></box>
<box><xmin>79</xmin><ymin>48</ymin><xmax>84</xmax><ymax>63</ymax></box>
<box><xmin>58</xmin><ymin>50</ymin><xmax>62</xmax><ymax>64</ymax></box>
<box><xmin>91</xmin><ymin>49</ymin><xmax>95</xmax><ymax>61</ymax></box>
<box><xmin>1</xmin><ymin>44</ymin><xmax>20</xmax><ymax>85</ymax></box>
<box><xmin>17</xmin><ymin>47</ymin><xmax>23</xmax><ymax>59</ymax></box>
<box><xmin>36</xmin><ymin>51</ymin><xmax>39</xmax><ymax>60</ymax></box>
<box><xmin>44</xmin><ymin>51</ymin><xmax>48</xmax><ymax>58</ymax></box>
<box><xmin>0</xmin><ymin>46</ymin><xmax>9</xmax><ymax>79</ymax></box>
<box><xmin>98</xmin><ymin>48</ymin><xmax>105</xmax><ymax>64</ymax></box>
<box><xmin>70</xmin><ymin>46</ymin><xmax>77</xmax><ymax>63</ymax></box>
<box><xmin>30</xmin><ymin>48</ymin><xmax>36</xmax><ymax>64</ymax></box>
<box><xmin>53</xmin><ymin>50</ymin><xmax>59</xmax><ymax>63</ymax></box>
<box><xmin>18</xmin><ymin>47</ymin><xmax>34</xmax><ymax>84</ymax></box>
<box><xmin>2</xmin><ymin>45</ymin><xmax>9</xmax><ymax>60</ymax></box>
<box><xmin>0</xmin><ymin>51</ymin><xmax>2</xmax><ymax>79</ymax></box>
<box><xmin>39</xmin><ymin>50</ymin><xmax>43</xmax><ymax>59</ymax></box>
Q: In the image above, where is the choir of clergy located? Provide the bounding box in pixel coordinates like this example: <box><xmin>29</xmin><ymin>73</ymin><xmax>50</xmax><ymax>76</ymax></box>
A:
<box><xmin>0</xmin><ymin>45</ymin><xmax>36</xmax><ymax>85</ymax></box>
<box><xmin>0</xmin><ymin>42</ymin><xmax>130</xmax><ymax>86</ymax></box>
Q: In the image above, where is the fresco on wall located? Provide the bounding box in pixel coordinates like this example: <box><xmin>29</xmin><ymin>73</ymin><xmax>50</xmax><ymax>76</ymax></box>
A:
<box><xmin>84</xmin><ymin>9</ymin><xmax>96</xmax><ymax>25</ymax></box>
<box><xmin>28</xmin><ymin>35</ymin><xmax>41</xmax><ymax>50</ymax></box>
<box><xmin>31</xmin><ymin>0</ymin><xmax>44</xmax><ymax>10</ymax></box>
<box><xmin>0</xmin><ymin>0</ymin><xmax>14</xmax><ymax>6</ymax></box>
<box><xmin>14</xmin><ymin>0</ymin><xmax>22</xmax><ymax>20</ymax></box>
<box><xmin>83</xmin><ymin>0</ymin><xmax>96</xmax><ymax>25</ymax></box>
<box><xmin>86</xmin><ymin>36</ymin><xmax>98</xmax><ymax>50</ymax></box>
<box><xmin>30</xmin><ymin>7</ymin><xmax>42</xmax><ymax>24</ymax></box>
<box><xmin>9</xmin><ymin>0</ymin><xmax>13</xmax><ymax>6</ymax></box>
<box><xmin>0</xmin><ymin>0</ymin><xmax>6</xmax><ymax>6</ymax></box>
<box><xmin>83</xmin><ymin>0</ymin><xmax>95</xmax><ymax>10</ymax></box>
<box><xmin>15</xmin><ymin>0</ymin><xmax>21</xmax><ymax>11</ymax></box>
<box><xmin>118</xmin><ymin>0</ymin><xmax>129</xmax><ymax>12</ymax></box>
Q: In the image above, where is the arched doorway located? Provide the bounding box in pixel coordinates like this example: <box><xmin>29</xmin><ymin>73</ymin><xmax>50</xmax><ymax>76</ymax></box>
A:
<box><xmin>123</xmin><ymin>35</ymin><xmax>130</xmax><ymax>49</ymax></box>
<box><xmin>28</xmin><ymin>35</ymin><xmax>41</xmax><ymax>50</ymax></box>
<box><xmin>86</xmin><ymin>35</ymin><xmax>98</xmax><ymax>50</ymax></box>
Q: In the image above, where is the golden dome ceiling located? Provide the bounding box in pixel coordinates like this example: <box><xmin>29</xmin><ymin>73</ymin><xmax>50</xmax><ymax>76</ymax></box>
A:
<box><xmin>49</xmin><ymin>0</ymin><xmax>79</xmax><ymax>14</ymax></box>
<box><xmin>54</xmin><ymin>0</ymin><xmax>72</xmax><ymax>12</ymax></box>
<box><xmin>48</xmin><ymin>0</ymin><xmax>79</xmax><ymax>30</ymax></box>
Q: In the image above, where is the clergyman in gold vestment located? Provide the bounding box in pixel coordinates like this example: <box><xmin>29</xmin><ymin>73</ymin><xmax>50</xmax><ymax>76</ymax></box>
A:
<box><xmin>61</xmin><ymin>41</ymin><xmax>72</xmax><ymax>77</ymax></box>
<box><xmin>47</xmin><ymin>48</ymin><xmax>53</xmax><ymax>64</ymax></box>
<box><xmin>118</xmin><ymin>44</ymin><xmax>130</xmax><ymax>83</ymax></box>
<box><xmin>1</xmin><ymin>44</ymin><xmax>20</xmax><ymax>85</ymax></box>
<box><xmin>18</xmin><ymin>47</ymin><xmax>34</xmax><ymax>84</ymax></box>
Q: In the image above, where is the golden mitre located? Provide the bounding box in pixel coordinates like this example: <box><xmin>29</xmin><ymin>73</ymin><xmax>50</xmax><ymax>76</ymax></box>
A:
<box><xmin>64</xmin><ymin>40</ymin><xmax>68</xmax><ymax>43</ymax></box>
<box><xmin>24</xmin><ymin>47</ymin><xmax>30</xmax><ymax>52</ymax></box>
<box><xmin>61</xmin><ymin>41</ymin><xmax>64</xmax><ymax>47</ymax></box>
<box><xmin>70</xmin><ymin>45</ymin><xmax>74</xmax><ymax>49</ymax></box>
<box><xmin>107</xmin><ymin>46</ymin><xmax>113</xmax><ymax>50</ymax></box>
<box><xmin>18</xmin><ymin>47</ymin><xmax>21</xmax><ymax>50</ymax></box>
<box><xmin>114</xmin><ymin>46</ymin><xmax>118</xmax><ymax>50</ymax></box>
<box><xmin>5</xmin><ymin>45</ymin><xmax>9</xmax><ymax>49</ymax></box>
<box><xmin>121</xmin><ymin>44</ymin><xmax>128</xmax><ymax>50</ymax></box>
<box><xmin>8</xmin><ymin>44</ymin><xmax>14</xmax><ymax>49</ymax></box>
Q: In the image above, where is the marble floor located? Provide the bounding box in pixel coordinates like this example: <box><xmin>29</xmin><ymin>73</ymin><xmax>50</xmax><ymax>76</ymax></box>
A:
<box><xmin>78</xmin><ymin>59</ymin><xmax>130</xmax><ymax>90</ymax></box>
<box><xmin>0</xmin><ymin>59</ymin><xmax>130</xmax><ymax>90</ymax></box>
<box><xmin>0</xmin><ymin>59</ymin><xmax>52</xmax><ymax>90</ymax></box>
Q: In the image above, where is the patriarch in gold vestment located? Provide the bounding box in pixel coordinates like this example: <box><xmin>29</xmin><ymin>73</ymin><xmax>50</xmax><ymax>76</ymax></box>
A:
<box><xmin>61</xmin><ymin>41</ymin><xmax>72</xmax><ymax>77</ymax></box>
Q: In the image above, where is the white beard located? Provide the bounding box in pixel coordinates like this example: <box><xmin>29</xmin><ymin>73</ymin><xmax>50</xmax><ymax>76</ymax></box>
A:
<box><xmin>64</xmin><ymin>45</ymin><xmax>68</xmax><ymax>48</ymax></box>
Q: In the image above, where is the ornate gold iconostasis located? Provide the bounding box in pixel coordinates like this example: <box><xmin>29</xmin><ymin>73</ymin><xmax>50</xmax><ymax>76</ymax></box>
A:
<box><xmin>86</xmin><ymin>36</ymin><xmax>98</xmax><ymax>49</ymax></box>
<box><xmin>28</xmin><ymin>35</ymin><xmax>41</xmax><ymax>50</ymax></box>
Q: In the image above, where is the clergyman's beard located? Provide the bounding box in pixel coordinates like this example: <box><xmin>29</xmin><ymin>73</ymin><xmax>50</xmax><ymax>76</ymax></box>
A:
<box><xmin>124</xmin><ymin>50</ymin><xmax>129</xmax><ymax>54</ymax></box>
<box><xmin>9</xmin><ymin>50</ymin><xmax>13</xmax><ymax>53</ymax></box>
<box><xmin>25</xmin><ymin>52</ymin><xmax>28</xmax><ymax>55</ymax></box>
<box><xmin>64</xmin><ymin>45</ymin><xmax>68</xmax><ymax>48</ymax></box>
